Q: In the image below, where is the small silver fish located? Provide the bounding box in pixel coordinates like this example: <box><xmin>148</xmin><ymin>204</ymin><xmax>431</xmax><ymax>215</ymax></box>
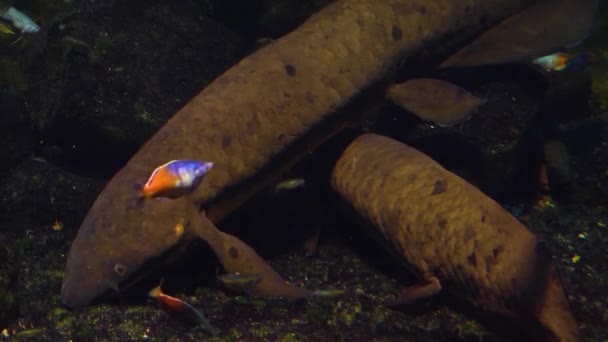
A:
<box><xmin>311</xmin><ymin>289</ymin><xmax>347</xmax><ymax>298</ymax></box>
<box><xmin>274</xmin><ymin>178</ymin><xmax>305</xmax><ymax>192</ymax></box>
<box><xmin>218</xmin><ymin>272</ymin><xmax>261</xmax><ymax>294</ymax></box>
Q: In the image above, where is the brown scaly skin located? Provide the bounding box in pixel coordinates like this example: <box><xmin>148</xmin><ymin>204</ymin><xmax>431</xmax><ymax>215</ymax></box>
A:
<box><xmin>331</xmin><ymin>134</ymin><xmax>579</xmax><ymax>342</ymax></box>
<box><xmin>61</xmin><ymin>0</ymin><xmax>535</xmax><ymax>308</ymax></box>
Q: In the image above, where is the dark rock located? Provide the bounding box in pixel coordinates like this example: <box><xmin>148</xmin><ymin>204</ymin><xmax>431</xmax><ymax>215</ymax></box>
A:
<box><xmin>37</xmin><ymin>0</ymin><xmax>241</xmax><ymax>178</ymax></box>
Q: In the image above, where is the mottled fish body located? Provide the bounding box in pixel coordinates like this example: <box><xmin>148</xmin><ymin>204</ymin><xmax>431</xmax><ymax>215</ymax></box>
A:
<box><xmin>331</xmin><ymin>134</ymin><xmax>579</xmax><ymax>341</ymax></box>
<box><xmin>61</xmin><ymin>0</ymin><xmax>536</xmax><ymax>308</ymax></box>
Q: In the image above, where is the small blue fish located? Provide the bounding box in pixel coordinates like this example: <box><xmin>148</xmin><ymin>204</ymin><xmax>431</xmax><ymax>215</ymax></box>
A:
<box><xmin>142</xmin><ymin>160</ymin><xmax>213</xmax><ymax>198</ymax></box>
<box><xmin>1</xmin><ymin>7</ymin><xmax>39</xmax><ymax>33</ymax></box>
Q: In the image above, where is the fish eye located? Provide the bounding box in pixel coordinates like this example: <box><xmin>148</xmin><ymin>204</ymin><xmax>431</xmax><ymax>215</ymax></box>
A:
<box><xmin>114</xmin><ymin>263</ymin><xmax>127</xmax><ymax>276</ymax></box>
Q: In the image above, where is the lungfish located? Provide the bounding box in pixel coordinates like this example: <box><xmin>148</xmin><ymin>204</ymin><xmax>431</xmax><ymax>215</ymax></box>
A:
<box><xmin>331</xmin><ymin>134</ymin><xmax>579</xmax><ymax>341</ymax></box>
<box><xmin>61</xmin><ymin>0</ymin><xmax>552</xmax><ymax>308</ymax></box>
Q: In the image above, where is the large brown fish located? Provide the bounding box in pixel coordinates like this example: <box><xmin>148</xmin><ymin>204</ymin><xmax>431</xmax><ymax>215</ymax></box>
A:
<box><xmin>331</xmin><ymin>134</ymin><xmax>579</xmax><ymax>341</ymax></box>
<box><xmin>61</xmin><ymin>0</ymin><xmax>601</xmax><ymax>310</ymax></box>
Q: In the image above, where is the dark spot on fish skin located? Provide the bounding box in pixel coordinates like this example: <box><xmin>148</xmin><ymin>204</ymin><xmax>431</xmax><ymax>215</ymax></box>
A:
<box><xmin>391</xmin><ymin>25</ymin><xmax>403</xmax><ymax>41</ymax></box>
<box><xmin>283</xmin><ymin>91</ymin><xmax>291</xmax><ymax>98</ymax></box>
<box><xmin>493</xmin><ymin>245</ymin><xmax>504</xmax><ymax>259</ymax></box>
<box><xmin>480</xmin><ymin>215</ymin><xmax>486</xmax><ymax>223</ymax></box>
<box><xmin>465</xmin><ymin>5</ymin><xmax>471</xmax><ymax>13</ymax></box>
<box><xmin>229</xmin><ymin>246</ymin><xmax>239</xmax><ymax>258</ymax></box>
<box><xmin>438</xmin><ymin>219</ymin><xmax>447</xmax><ymax>229</ymax></box>
<box><xmin>277</xmin><ymin>134</ymin><xmax>286</xmax><ymax>142</ymax></box>
<box><xmin>127</xmin><ymin>196</ymin><xmax>145</xmax><ymax>210</ymax></box>
<box><xmin>133</xmin><ymin>180</ymin><xmax>143</xmax><ymax>191</ymax></box>
<box><xmin>485</xmin><ymin>255</ymin><xmax>494</xmax><ymax>273</ymax></box>
<box><xmin>431</xmin><ymin>180</ymin><xmax>446</xmax><ymax>195</ymax></box>
<box><xmin>284</xmin><ymin>64</ymin><xmax>296</xmax><ymax>77</ymax></box>
<box><xmin>467</xmin><ymin>253</ymin><xmax>477</xmax><ymax>267</ymax></box>
<box><xmin>305</xmin><ymin>91</ymin><xmax>315</xmax><ymax>104</ymax></box>
<box><xmin>463</xmin><ymin>226</ymin><xmax>475</xmax><ymax>243</ymax></box>
<box><xmin>221</xmin><ymin>135</ymin><xmax>232</xmax><ymax>148</ymax></box>
<box><xmin>246</xmin><ymin>114</ymin><xmax>259</xmax><ymax>136</ymax></box>
<box><xmin>418</xmin><ymin>5</ymin><xmax>426</xmax><ymax>14</ymax></box>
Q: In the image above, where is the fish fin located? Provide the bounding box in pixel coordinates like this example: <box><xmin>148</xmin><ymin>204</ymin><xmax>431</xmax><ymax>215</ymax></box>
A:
<box><xmin>191</xmin><ymin>321</ymin><xmax>220</xmax><ymax>336</ymax></box>
<box><xmin>104</xmin><ymin>280</ymin><xmax>120</xmax><ymax>295</ymax></box>
<box><xmin>148</xmin><ymin>285</ymin><xmax>162</xmax><ymax>298</ymax></box>
<box><xmin>386</xmin><ymin>78</ymin><xmax>484</xmax><ymax>127</ymax></box>
<box><xmin>192</xmin><ymin>211</ymin><xmax>312</xmax><ymax>299</ymax></box>
<box><xmin>440</xmin><ymin>0</ymin><xmax>598</xmax><ymax>68</ymax></box>
<box><xmin>385</xmin><ymin>276</ymin><xmax>442</xmax><ymax>306</ymax></box>
<box><xmin>0</xmin><ymin>22</ymin><xmax>15</xmax><ymax>35</ymax></box>
<box><xmin>302</xmin><ymin>228</ymin><xmax>321</xmax><ymax>257</ymax></box>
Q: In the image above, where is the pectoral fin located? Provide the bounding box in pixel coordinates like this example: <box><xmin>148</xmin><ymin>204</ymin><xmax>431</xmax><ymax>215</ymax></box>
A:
<box><xmin>302</xmin><ymin>228</ymin><xmax>321</xmax><ymax>257</ymax></box>
<box><xmin>192</xmin><ymin>211</ymin><xmax>312</xmax><ymax>299</ymax></box>
<box><xmin>386</xmin><ymin>78</ymin><xmax>484</xmax><ymax>127</ymax></box>
<box><xmin>440</xmin><ymin>0</ymin><xmax>598</xmax><ymax>68</ymax></box>
<box><xmin>386</xmin><ymin>276</ymin><xmax>442</xmax><ymax>306</ymax></box>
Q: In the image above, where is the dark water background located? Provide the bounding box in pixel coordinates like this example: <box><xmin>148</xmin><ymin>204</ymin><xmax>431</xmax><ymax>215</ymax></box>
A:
<box><xmin>0</xmin><ymin>0</ymin><xmax>607</xmax><ymax>340</ymax></box>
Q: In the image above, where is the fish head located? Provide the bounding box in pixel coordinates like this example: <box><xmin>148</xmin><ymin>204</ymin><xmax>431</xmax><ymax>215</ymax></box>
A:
<box><xmin>61</xmin><ymin>175</ymin><xmax>199</xmax><ymax>308</ymax></box>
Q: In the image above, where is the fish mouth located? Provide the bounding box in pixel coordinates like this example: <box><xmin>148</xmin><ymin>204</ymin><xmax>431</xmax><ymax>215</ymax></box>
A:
<box><xmin>61</xmin><ymin>276</ymin><xmax>108</xmax><ymax>309</ymax></box>
<box><xmin>60</xmin><ymin>256</ymin><xmax>114</xmax><ymax>308</ymax></box>
<box><xmin>61</xmin><ymin>238</ymin><xmax>189</xmax><ymax>308</ymax></box>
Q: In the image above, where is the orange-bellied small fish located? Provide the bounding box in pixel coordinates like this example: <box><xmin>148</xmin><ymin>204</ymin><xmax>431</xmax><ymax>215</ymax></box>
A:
<box><xmin>148</xmin><ymin>284</ymin><xmax>219</xmax><ymax>335</ymax></box>
<box><xmin>141</xmin><ymin>160</ymin><xmax>214</xmax><ymax>199</ymax></box>
<box><xmin>533</xmin><ymin>52</ymin><xmax>597</xmax><ymax>72</ymax></box>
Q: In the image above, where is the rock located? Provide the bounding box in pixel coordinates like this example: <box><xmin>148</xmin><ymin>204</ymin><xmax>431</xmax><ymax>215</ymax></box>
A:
<box><xmin>37</xmin><ymin>0</ymin><xmax>242</xmax><ymax>177</ymax></box>
<box><xmin>0</xmin><ymin>88</ymin><xmax>34</xmax><ymax>177</ymax></box>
